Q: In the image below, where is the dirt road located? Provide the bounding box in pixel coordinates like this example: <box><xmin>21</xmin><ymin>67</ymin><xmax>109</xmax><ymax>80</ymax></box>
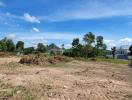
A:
<box><xmin>0</xmin><ymin>57</ymin><xmax>132</xmax><ymax>100</ymax></box>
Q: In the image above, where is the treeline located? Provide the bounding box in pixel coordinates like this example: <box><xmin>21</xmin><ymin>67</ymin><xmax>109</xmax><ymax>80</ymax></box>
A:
<box><xmin>63</xmin><ymin>32</ymin><xmax>107</xmax><ymax>58</ymax></box>
<box><xmin>0</xmin><ymin>33</ymin><xmax>132</xmax><ymax>58</ymax></box>
<box><xmin>0</xmin><ymin>37</ymin><xmax>59</xmax><ymax>55</ymax></box>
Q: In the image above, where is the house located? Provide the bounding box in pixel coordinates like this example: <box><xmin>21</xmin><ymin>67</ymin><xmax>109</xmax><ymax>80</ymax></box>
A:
<box><xmin>116</xmin><ymin>45</ymin><xmax>129</xmax><ymax>54</ymax></box>
<box><xmin>47</xmin><ymin>44</ymin><xmax>63</xmax><ymax>55</ymax></box>
<box><xmin>106</xmin><ymin>45</ymin><xmax>130</xmax><ymax>59</ymax></box>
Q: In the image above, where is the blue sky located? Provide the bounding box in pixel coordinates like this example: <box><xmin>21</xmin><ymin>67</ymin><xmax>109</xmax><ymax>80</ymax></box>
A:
<box><xmin>0</xmin><ymin>0</ymin><xmax>132</xmax><ymax>49</ymax></box>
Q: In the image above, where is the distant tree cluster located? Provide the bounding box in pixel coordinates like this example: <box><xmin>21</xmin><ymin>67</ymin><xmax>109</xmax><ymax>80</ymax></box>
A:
<box><xmin>0</xmin><ymin>37</ymin><xmax>62</xmax><ymax>55</ymax></box>
<box><xmin>0</xmin><ymin>37</ymin><xmax>50</xmax><ymax>55</ymax></box>
<box><xmin>63</xmin><ymin>32</ymin><xmax>107</xmax><ymax>58</ymax></box>
<box><xmin>0</xmin><ymin>35</ymin><xmax>131</xmax><ymax>58</ymax></box>
<box><xmin>0</xmin><ymin>37</ymin><xmax>15</xmax><ymax>52</ymax></box>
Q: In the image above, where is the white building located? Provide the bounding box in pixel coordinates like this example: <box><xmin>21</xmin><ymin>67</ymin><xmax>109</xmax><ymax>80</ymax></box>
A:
<box><xmin>107</xmin><ymin>45</ymin><xmax>130</xmax><ymax>59</ymax></box>
<box><xmin>116</xmin><ymin>45</ymin><xmax>129</xmax><ymax>55</ymax></box>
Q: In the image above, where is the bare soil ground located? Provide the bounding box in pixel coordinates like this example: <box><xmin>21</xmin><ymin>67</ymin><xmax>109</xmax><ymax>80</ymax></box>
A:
<box><xmin>0</xmin><ymin>57</ymin><xmax>132</xmax><ymax>100</ymax></box>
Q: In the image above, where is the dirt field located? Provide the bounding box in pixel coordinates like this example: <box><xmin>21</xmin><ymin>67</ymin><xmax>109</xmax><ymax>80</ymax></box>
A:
<box><xmin>0</xmin><ymin>57</ymin><xmax>132</xmax><ymax>100</ymax></box>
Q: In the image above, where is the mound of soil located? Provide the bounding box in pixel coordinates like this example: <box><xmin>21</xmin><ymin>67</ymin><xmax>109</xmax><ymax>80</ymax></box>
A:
<box><xmin>19</xmin><ymin>55</ymin><xmax>70</xmax><ymax>65</ymax></box>
<box><xmin>19</xmin><ymin>55</ymin><xmax>46</xmax><ymax>65</ymax></box>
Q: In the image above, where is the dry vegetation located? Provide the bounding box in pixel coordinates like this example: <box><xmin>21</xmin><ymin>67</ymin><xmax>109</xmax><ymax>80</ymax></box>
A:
<box><xmin>19</xmin><ymin>55</ymin><xmax>71</xmax><ymax>65</ymax></box>
<box><xmin>0</xmin><ymin>56</ymin><xmax>131</xmax><ymax>100</ymax></box>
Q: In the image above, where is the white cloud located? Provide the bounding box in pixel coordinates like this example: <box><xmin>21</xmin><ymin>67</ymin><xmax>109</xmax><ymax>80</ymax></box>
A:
<box><xmin>16</xmin><ymin>32</ymin><xmax>82</xmax><ymax>41</ymax></box>
<box><xmin>0</xmin><ymin>1</ymin><xmax>5</xmax><ymax>7</ymax></box>
<box><xmin>104</xmin><ymin>40</ymin><xmax>114</xmax><ymax>44</ymax></box>
<box><xmin>104</xmin><ymin>39</ymin><xmax>116</xmax><ymax>49</ymax></box>
<box><xmin>0</xmin><ymin>12</ymin><xmax>21</xmax><ymax>20</ymax></box>
<box><xmin>119</xmin><ymin>38</ymin><xmax>132</xmax><ymax>44</ymax></box>
<box><xmin>1</xmin><ymin>1</ymin><xmax>132</xmax><ymax>22</ymax></box>
<box><xmin>0</xmin><ymin>12</ymin><xmax>41</xmax><ymax>24</ymax></box>
<box><xmin>17</xmin><ymin>36</ymin><xmax>43</xmax><ymax>41</ymax></box>
<box><xmin>23</xmin><ymin>13</ymin><xmax>40</xmax><ymax>23</ymax></box>
<box><xmin>104</xmin><ymin>38</ymin><xmax>132</xmax><ymax>50</ymax></box>
<box><xmin>39</xmin><ymin>0</ymin><xmax>132</xmax><ymax>21</ymax></box>
<box><xmin>32</xmin><ymin>27</ymin><xmax>40</xmax><ymax>32</ymax></box>
<box><xmin>7</xmin><ymin>34</ymin><xmax>16</xmax><ymax>39</ymax></box>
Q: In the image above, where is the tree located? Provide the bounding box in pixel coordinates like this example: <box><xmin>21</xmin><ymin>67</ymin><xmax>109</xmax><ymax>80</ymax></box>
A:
<box><xmin>103</xmin><ymin>44</ymin><xmax>107</xmax><ymax>50</ymax></box>
<box><xmin>96</xmin><ymin>36</ymin><xmax>104</xmax><ymax>49</ymax></box>
<box><xmin>16</xmin><ymin>41</ymin><xmax>24</xmax><ymax>51</ymax></box>
<box><xmin>24</xmin><ymin>47</ymin><xmax>35</xmax><ymax>55</ymax></box>
<box><xmin>71</xmin><ymin>38</ymin><xmax>82</xmax><ymax>57</ymax></box>
<box><xmin>6</xmin><ymin>39</ymin><xmax>15</xmax><ymax>52</ymax></box>
<box><xmin>37</xmin><ymin>43</ymin><xmax>47</xmax><ymax>53</ymax></box>
<box><xmin>83</xmin><ymin>32</ymin><xmax>95</xmax><ymax>45</ymax></box>
<box><xmin>83</xmin><ymin>33</ymin><xmax>96</xmax><ymax>58</ymax></box>
<box><xmin>72</xmin><ymin>38</ymin><xmax>79</xmax><ymax>48</ymax></box>
<box><xmin>129</xmin><ymin>45</ymin><xmax>132</xmax><ymax>55</ymax></box>
<box><xmin>0</xmin><ymin>37</ymin><xmax>15</xmax><ymax>52</ymax></box>
<box><xmin>111</xmin><ymin>47</ymin><xmax>116</xmax><ymax>59</ymax></box>
<box><xmin>47</xmin><ymin>43</ymin><xmax>59</xmax><ymax>50</ymax></box>
<box><xmin>96</xmin><ymin>36</ymin><xmax>105</xmax><ymax>56</ymax></box>
<box><xmin>82</xmin><ymin>44</ymin><xmax>95</xmax><ymax>58</ymax></box>
<box><xmin>97</xmin><ymin>44</ymin><xmax>107</xmax><ymax>57</ymax></box>
<box><xmin>0</xmin><ymin>41</ymin><xmax>7</xmax><ymax>52</ymax></box>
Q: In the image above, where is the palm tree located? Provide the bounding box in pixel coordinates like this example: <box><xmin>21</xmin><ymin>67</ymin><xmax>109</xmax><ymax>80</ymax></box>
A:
<box><xmin>111</xmin><ymin>47</ymin><xmax>116</xmax><ymax>59</ymax></box>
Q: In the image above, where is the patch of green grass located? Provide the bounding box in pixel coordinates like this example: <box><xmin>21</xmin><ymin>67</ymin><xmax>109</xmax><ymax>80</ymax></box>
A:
<box><xmin>96</xmin><ymin>58</ymin><xmax>129</xmax><ymax>64</ymax></box>
<box><xmin>74</xmin><ymin>57</ymin><xmax>90</xmax><ymax>62</ymax></box>
<box><xmin>75</xmin><ymin>57</ymin><xmax>130</xmax><ymax>64</ymax></box>
<box><xmin>24</xmin><ymin>96</ymin><xmax>34</xmax><ymax>100</ymax></box>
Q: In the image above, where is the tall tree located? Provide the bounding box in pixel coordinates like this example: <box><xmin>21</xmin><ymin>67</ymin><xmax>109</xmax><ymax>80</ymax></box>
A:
<box><xmin>72</xmin><ymin>38</ymin><xmax>79</xmax><ymax>48</ymax></box>
<box><xmin>16</xmin><ymin>41</ymin><xmax>24</xmax><ymax>51</ymax></box>
<box><xmin>111</xmin><ymin>47</ymin><xmax>116</xmax><ymax>59</ymax></box>
<box><xmin>37</xmin><ymin>43</ymin><xmax>47</xmax><ymax>53</ymax></box>
<box><xmin>83</xmin><ymin>32</ymin><xmax>95</xmax><ymax>45</ymax></box>
<box><xmin>96</xmin><ymin>36</ymin><xmax>104</xmax><ymax>49</ymax></box>
<box><xmin>72</xmin><ymin>38</ymin><xmax>82</xmax><ymax>57</ymax></box>
<box><xmin>96</xmin><ymin>36</ymin><xmax>104</xmax><ymax>56</ymax></box>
